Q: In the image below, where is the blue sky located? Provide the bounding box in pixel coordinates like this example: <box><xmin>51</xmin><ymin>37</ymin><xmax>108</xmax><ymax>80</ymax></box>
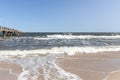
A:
<box><xmin>0</xmin><ymin>0</ymin><xmax>120</xmax><ymax>32</ymax></box>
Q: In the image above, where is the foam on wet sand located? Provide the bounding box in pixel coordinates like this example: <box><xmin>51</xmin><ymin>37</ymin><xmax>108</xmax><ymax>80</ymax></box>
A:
<box><xmin>0</xmin><ymin>51</ymin><xmax>120</xmax><ymax>80</ymax></box>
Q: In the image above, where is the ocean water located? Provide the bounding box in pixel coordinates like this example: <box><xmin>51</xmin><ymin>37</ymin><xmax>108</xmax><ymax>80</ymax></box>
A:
<box><xmin>1</xmin><ymin>32</ymin><xmax>120</xmax><ymax>80</ymax></box>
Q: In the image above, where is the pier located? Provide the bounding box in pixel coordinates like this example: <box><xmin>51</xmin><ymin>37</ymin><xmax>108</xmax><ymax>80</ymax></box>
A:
<box><xmin>0</xmin><ymin>26</ymin><xmax>21</xmax><ymax>37</ymax></box>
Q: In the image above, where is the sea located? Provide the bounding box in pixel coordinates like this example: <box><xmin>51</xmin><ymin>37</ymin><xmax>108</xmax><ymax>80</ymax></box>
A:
<box><xmin>1</xmin><ymin>32</ymin><xmax>120</xmax><ymax>80</ymax></box>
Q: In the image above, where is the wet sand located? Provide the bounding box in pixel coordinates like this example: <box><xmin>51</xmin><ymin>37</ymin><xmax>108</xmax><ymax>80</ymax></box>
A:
<box><xmin>0</xmin><ymin>61</ymin><xmax>22</xmax><ymax>80</ymax></box>
<box><xmin>0</xmin><ymin>60</ymin><xmax>45</xmax><ymax>80</ymax></box>
<box><xmin>58</xmin><ymin>51</ymin><xmax>120</xmax><ymax>80</ymax></box>
<box><xmin>0</xmin><ymin>52</ymin><xmax>120</xmax><ymax>80</ymax></box>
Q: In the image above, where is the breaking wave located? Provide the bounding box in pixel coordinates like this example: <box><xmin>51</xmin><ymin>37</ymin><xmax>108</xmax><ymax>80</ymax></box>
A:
<box><xmin>0</xmin><ymin>46</ymin><xmax>120</xmax><ymax>58</ymax></box>
<box><xmin>46</xmin><ymin>34</ymin><xmax>120</xmax><ymax>39</ymax></box>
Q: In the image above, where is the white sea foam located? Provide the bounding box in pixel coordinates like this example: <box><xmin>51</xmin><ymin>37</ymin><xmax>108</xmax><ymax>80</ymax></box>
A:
<box><xmin>0</xmin><ymin>46</ymin><xmax>120</xmax><ymax>58</ymax></box>
<box><xmin>17</xmin><ymin>35</ymin><xmax>120</xmax><ymax>40</ymax></box>
<box><xmin>46</xmin><ymin>34</ymin><xmax>120</xmax><ymax>39</ymax></box>
<box><xmin>2</xmin><ymin>54</ymin><xmax>82</xmax><ymax>80</ymax></box>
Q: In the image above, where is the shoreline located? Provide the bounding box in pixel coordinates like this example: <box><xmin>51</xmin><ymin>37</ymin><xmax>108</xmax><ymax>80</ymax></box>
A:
<box><xmin>0</xmin><ymin>51</ymin><xmax>120</xmax><ymax>80</ymax></box>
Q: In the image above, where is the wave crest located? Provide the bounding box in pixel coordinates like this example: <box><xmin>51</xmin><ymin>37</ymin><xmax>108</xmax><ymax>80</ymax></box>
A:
<box><xmin>0</xmin><ymin>46</ymin><xmax>120</xmax><ymax>58</ymax></box>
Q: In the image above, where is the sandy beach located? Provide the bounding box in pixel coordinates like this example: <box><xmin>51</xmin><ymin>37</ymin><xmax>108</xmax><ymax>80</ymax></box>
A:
<box><xmin>0</xmin><ymin>61</ymin><xmax>22</xmax><ymax>80</ymax></box>
<box><xmin>58</xmin><ymin>51</ymin><xmax>120</xmax><ymax>80</ymax></box>
<box><xmin>0</xmin><ymin>51</ymin><xmax>120</xmax><ymax>80</ymax></box>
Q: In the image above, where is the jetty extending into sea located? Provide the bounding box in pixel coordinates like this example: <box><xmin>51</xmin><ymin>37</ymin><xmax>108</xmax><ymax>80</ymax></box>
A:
<box><xmin>0</xmin><ymin>26</ymin><xmax>21</xmax><ymax>37</ymax></box>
